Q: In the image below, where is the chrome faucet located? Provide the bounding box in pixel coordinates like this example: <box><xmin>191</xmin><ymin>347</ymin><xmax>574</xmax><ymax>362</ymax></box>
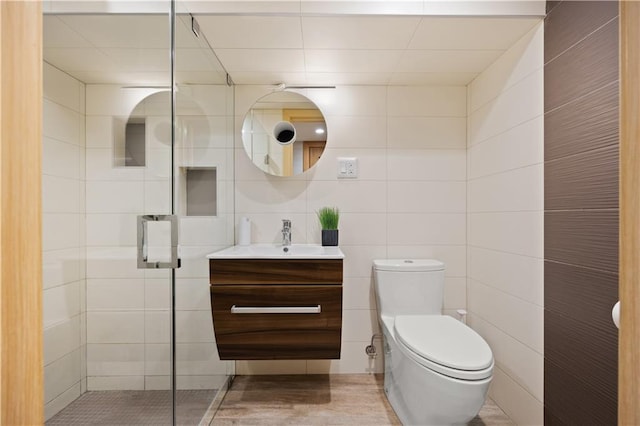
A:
<box><xmin>282</xmin><ymin>219</ymin><xmax>292</xmax><ymax>246</ymax></box>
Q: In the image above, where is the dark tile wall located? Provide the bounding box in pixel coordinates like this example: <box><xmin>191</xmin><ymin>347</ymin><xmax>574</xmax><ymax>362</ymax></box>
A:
<box><xmin>544</xmin><ymin>1</ymin><xmax>619</xmax><ymax>424</ymax></box>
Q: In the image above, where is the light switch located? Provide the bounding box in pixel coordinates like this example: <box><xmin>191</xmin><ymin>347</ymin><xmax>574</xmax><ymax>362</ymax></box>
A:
<box><xmin>337</xmin><ymin>157</ymin><xmax>358</xmax><ymax>178</ymax></box>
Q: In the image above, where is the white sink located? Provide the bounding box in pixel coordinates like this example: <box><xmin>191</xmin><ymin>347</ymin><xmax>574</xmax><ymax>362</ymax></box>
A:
<box><xmin>206</xmin><ymin>244</ymin><xmax>344</xmax><ymax>260</ymax></box>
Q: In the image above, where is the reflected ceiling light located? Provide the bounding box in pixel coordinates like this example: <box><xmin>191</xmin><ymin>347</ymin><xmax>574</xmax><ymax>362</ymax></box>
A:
<box><xmin>315</xmin><ymin>128</ymin><xmax>325</xmax><ymax>135</ymax></box>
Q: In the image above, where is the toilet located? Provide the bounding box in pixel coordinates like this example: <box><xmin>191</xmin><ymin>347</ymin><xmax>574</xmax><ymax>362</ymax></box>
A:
<box><xmin>373</xmin><ymin>259</ymin><xmax>494</xmax><ymax>426</ymax></box>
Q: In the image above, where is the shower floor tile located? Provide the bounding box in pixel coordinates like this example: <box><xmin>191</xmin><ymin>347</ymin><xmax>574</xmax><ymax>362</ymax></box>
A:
<box><xmin>46</xmin><ymin>389</ymin><xmax>217</xmax><ymax>426</ymax></box>
<box><xmin>211</xmin><ymin>375</ymin><xmax>513</xmax><ymax>425</ymax></box>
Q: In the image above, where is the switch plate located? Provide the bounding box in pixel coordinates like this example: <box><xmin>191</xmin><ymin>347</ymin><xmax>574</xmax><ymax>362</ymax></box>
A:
<box><xmin>337</xmin><ymin>157</ymin><xmax>358</xmax><ymax>178</ymax></box>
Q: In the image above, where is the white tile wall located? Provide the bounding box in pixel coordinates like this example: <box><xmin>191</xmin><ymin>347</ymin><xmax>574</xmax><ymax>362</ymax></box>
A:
<box><xmin>234</xmin><ymin>83</ymin><xmax>467</xmax><ymax>374</ymax></box>
<box><xmin>466</xmin><ymin>23</ymin><xmax>544</xmax><ymax>425</ymax></box>
<box><xmin>84</xmin><ymin>83</ymin><xmax>234</xmax><ymax>392</ymax></box>
<box><xmin>43</xmin><ymin>63</ymin><xmax>87</xmax><ymax>420</ymax></box>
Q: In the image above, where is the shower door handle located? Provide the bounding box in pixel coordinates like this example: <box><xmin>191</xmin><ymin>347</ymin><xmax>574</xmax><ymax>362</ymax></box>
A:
<box><xmin>137</xmin><ymin>215</ymin><xmax>181</xmax><ymax>269</ymax></box>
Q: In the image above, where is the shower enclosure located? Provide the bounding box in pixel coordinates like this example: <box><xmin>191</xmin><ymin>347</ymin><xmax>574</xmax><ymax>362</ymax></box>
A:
<box><xmin>42</xmin><ymin>3</ymin><xmax>234</xmax><ymax>424</ymax></box>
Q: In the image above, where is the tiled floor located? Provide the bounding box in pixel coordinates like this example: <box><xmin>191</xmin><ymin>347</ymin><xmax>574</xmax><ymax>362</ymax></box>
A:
<box><xmin>211</xmin><ymin>375</ymin><xmax>514</xmax><ymax>426</ymax></box>
<box><xmin>46</xmin><ymin>389</ymin><xmax>217</xmax><ymax>426</ymax></box>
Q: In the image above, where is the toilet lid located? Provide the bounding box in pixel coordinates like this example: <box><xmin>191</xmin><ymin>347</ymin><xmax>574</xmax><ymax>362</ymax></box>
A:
<box><xmin>394</xmin><ymin>315</ymin><xmax>493</xmax><ymax>372</ymax></box>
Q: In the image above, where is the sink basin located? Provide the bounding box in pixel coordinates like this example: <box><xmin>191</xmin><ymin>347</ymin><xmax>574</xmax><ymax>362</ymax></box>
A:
<box><xmin>207</xmin><ymin>244</ymin><xmax>344</xmax><ymax>260</ymax></box>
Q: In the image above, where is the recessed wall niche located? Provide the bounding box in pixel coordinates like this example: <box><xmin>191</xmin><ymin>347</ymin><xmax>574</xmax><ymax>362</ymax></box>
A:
<box><xmin>113</xmin><ymin>116</ymin><xmax>148</xmax><ymax>167</ymax></box>
<box><xmin>179</xmin><ymin>167</ymin><xmax>217</xmax><ymax>217</ymax></box>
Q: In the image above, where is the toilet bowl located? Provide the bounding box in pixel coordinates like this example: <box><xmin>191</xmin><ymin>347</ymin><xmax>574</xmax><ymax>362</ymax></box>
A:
<box><xmin>373</xmin><ymin>259</ymin><xmax>493</xmax><ymax>426</ymax></box>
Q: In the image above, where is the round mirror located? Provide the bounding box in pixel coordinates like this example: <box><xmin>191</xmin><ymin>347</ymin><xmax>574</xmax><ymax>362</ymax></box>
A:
<box><xmin>241</xmin><ymin>91</ymin><xmax>327</xmax><ymax>177</ymax></box>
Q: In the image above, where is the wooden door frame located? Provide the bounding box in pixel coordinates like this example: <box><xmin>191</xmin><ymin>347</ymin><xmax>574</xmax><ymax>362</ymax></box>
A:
<box><xmin>619</xmin><ymin>2</ymin><xmax>640</xmax><ymax>424</ymax></box>
<box><xmin>0</xmin><ymin>1</ymin><xmax>43</xmax><ymax>424</ymax></box>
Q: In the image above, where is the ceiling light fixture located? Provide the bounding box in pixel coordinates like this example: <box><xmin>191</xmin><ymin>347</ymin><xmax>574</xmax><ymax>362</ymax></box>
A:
<box><xmin>315</xmin><ymin>128</ymin><xmax>325</xmax><ymax>134</ymax></box>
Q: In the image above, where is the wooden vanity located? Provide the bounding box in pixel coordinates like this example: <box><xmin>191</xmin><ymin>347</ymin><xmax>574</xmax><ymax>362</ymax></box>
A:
<box><xmin>209</xmin><ymin>249</ymin><xmax>343</xmax><ymax>360</ymax></box>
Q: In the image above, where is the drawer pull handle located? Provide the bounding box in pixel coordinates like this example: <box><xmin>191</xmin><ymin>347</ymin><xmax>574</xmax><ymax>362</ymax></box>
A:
<box><xmin>230</xmin><ymin>305</ymin><xmax>321</xmax><ymax>314</ymax></box>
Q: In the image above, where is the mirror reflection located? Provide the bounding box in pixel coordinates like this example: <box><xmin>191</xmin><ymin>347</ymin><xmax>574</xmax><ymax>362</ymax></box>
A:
<box><xmin>241</xmin><ymin>91</ymin><xmax>327</xmax><ymax>177</ymax></box>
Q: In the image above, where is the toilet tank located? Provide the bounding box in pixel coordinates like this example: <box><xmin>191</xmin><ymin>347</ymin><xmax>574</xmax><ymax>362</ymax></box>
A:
<box><xmin>373</xmin><ymin>259</ymin><xmax>445</xmax><ymax>317</ymax></box>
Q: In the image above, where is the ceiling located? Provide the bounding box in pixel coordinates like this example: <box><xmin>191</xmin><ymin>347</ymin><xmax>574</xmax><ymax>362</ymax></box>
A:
<box><xmin>43</xmin><ymin>14</ymin><xmax>541</xmax><ymax>86</ymax></box>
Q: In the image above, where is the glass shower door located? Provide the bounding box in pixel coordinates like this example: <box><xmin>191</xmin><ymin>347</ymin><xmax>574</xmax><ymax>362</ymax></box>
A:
<box><xmin>42</xmin><ymin>5</ymin><xmax>232</xmax><ymax>425</ymax></box>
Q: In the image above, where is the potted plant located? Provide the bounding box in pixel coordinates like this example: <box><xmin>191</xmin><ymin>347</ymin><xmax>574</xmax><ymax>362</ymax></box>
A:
<box><xmin>317</xmin><ymin>207</ymin><xmax>340</xmax><ymax>246</ymax></box>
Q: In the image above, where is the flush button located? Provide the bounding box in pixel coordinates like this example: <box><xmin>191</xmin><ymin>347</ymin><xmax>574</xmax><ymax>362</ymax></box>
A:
<box><xmin>404</xmin><ymin>260</ymin><xmax>413</xmax><ymax>263</ymax></box>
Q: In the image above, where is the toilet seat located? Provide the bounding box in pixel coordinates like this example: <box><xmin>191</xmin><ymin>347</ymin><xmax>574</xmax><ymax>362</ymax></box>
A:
<box><xmin>394</xmin><ymin>315</ymin><xmax>494</xmax><ymax>381</ymax></box>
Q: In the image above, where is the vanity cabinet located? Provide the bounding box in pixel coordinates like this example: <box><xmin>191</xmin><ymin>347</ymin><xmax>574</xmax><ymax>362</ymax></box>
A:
<box><xmin>209</xmin><ymin>259</ymin><xmax>343</xmax><ymax>360</ymax></box>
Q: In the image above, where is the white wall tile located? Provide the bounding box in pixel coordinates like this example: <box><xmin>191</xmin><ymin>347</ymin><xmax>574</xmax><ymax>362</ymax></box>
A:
<box><xmin>87</xmin><ymin>312</ymin><xmax>144</xmax><ymax>344</ymax></box>
<box><xmin>489</xmin><ymin>367</ymin><xmax>543</xmax><ymax>426</ymax></box>
<box><xmin>86</xmin><ymin>116</ymin><xmax>115</xmax><ymax>148</ymax></box>
<box><xmin>387</xmin><ymin>117</ymin><xmax>466</xmax><ymax>149</ymax></box>
<box><xmin>44</xmin><ymin>316</ymin><xmax>81</xmax><ymax>366</ymax></box>
<box><xmin>468</xmin><ymin>211</ymin><xmax>543</xmax><ymax>258</ymax></box>
<box><xmin>340</xmin><ymin>245</ymin><xmax>388</xmax><ymax>278</ymax></box>
<box><xmin>43</xmin><ymin>176</ymin><xmax>81</xmax><ymax>214</ymax></box>
<box><xmin>444</xmin><ymin>277</ymin><xmax>467</xmax><ymax>310</ymax></box>
<box><xmin>45</xmin><ymin>383</ymin><xmax>81</xmax><ymax>421</ymax></box>
<box><xmin>44</xmin><ymin>62</ymin><xmax>82</xmax><ymax>112</ymax></box>
<box><xmin>235</xmin><ymin>180</ymin><xmax>308</xmax><ymax>214</ymax></box>
<box><xmin>85</xmin><ymin>85</ymin><xmax>162</xmax><ymax>116</ymax></box>
<box><xmin>177</xmin><ymin>343</ymin><xmax>227</xmax><ymax>375</ymax></box>
<box><xmin>176</xmin><ymin>246</ymin><xmax>218</xmax><ymax>279</ymax></box>
<box><xmin>86</xmin><ymin>181</ymin><xmax>144</xmax><ymax>214</ymax></box>
<box><xmin>43</xmin><ymin>100</ymin><xmax>82</xmax><ymax>145</ymax></box>
<box><xmin>387</xmin><ymin>86</ymin><xmax>467</xmax><ymax>117</ymax></box>
<box><xmin>387</xmin><ymin>213</ymin><xmax>466</xmax><ymax>245</ymax></box>
<box><xmin>307</xmin><ymin>341</ymin><xmax>383</xmax><ymax>374</ymax></box>
<box><xmin>43</xmin><ymin>213</ymin><xmax>82</xmax><ymax>251</ymax></box>
<box><xmin>45</xmin><ymin>349</ymin><xmax>81</xmax><ymax>403</ymax></box>
<box><xmin>43</xmin><ymin>137</ymin><xmax>81</xmax><ymax>179</ymax></box>
<box><xmin>307</xmin><ymin>181</ymin><xmax>387</xmax><ymax>213</ymax></box>
<box><xmin>145</xmin><ymin>311</ymin><xmax>170</xmax><ymax>344</ymax></box>
<box><xmin>469</xmin><ymin>314</ymin><xmax>543</xmax><ymax>402</ymax></box>
<box><xmin>86</xmin><ymin>344</ymin><xmax>145</xmax><ymax>376</ymax></box>
<box><xmin>86</xmin><ymin>279</ymin><xmax>145</xmax><ymax>310</ymax></box>
<box><xmin>468</xmin><ymin>279</ymin><xmax>543</xmax><ymax>354</ymax></box>
<box><xmin>42</xmin><ymin>248</ymin><xmax>83</xmax><ymax>290</ymax></box>
<box><xmin>342</xmin><ymin>309</ymin><xmax>379</xmax><ymax>342</ymax></box>
<box><xmin>307</xmin><ymin>86</ymin><xmax>387</xmax><ymax>117</ymax></box>
<box><xmin>468</xmin><ymin>246</ymin><xmax>543</xmax><ymax>306</ymax></box>
<box><xmin>179</xmin><ymin>216</ymin><xmax>233</xmax><ymax>246</ymax></box>
<box><xmin>324</xmin><ymin>115</ymin><xmax>387</xmax><ymax>149</ymax></box>
<box><xmin>468</xmin><ymin>164</ymin><xmax>543</xmax><ymax>212</ymax></box>
<box><xmin>469</xmin><ymin>69</ymin><xmax>543</xmax><ymax>145</ymax></box>
<box><xmin>85</xmin><ymin>148</ymin><xmax>145</xmax><ymax>181</ymax></box>
<box><xmin>145</xmin><ymin>279</ymin><xmax>171</xmax><ymax>310</ymax></box>
<box><xmin>43</xmin><ymin>282</ymin><xmax>81</xmax><ymax>329</ymax></box>
<box><xmin>468</xmin><ymin>116</ymin><xmax>543</xmax><ymax>176</ymax></box>
<box><xmin>343</xmin><ymin>277</ymin><xmax>376</xmax><ymax>310</ymax></box>
<box><xmin>87</xmin><ymin>376</ymin><xmax>144</xmax><ymax>391</ymax></box>
<box><xmin>86</xmin><ymin>214</ymin><xmax>137</xmax><ymax>247</ymax></box>
<box><xmin>388</xmin><ymin>181</ymin><xmax>466</xmax><ymax>213</ymax></box>
<box><xmin>469</xmin><ymin>23</ymin><xmax>544</xmax><ymax>113</ymax></box>
<box><xmin>387</xmin><ymin>149</ymin><xmax>466</xmax><ymax>181</ymax></box>
<box><xmin>175</xmin><ymin>279</ymin><xmax>211</xmax><ymax>310</ymax></box>
<box><xmin>86</xmin><ymin>247</ymin><xmax>145</xmax><ymax>279</ymax></box>
<box><xmin>175</xmin><ymin>311</ymin><xmax>215</xmax><ymax>343</ymax></box>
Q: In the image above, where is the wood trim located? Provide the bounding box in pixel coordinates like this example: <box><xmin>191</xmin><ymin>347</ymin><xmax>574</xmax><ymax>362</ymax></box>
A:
<box><xmin>619</xmin><ymin>2</ymin><xmax>640</xmax><ymax>424</ymax></box>
<box><xmin>0</xmin><ymin>1</ymin><xmax>43</xmax><ymax>424</ymax></box>
<box><xmin>282</xmin><ymin>108</ymin><xmax>323</xmax><ymax>123</ymax></box>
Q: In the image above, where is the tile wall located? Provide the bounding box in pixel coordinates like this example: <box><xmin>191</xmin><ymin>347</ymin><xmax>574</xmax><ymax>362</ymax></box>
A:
<box><xmin>544</xmin><ymin>2</ymin><xmax>619</xmax><ymax>424</ymax></box>
<box><xmin>466</xmin><ymin>23</ymin><xmax>544</xmax><ymax>425</ymax></box>
<box><xmin>83</xmin><ymin>84</ymin><xmax>234</xmax><ymax>391</ymax></box>
<box><xmin>233</xmin><ymin>84</ymin><xmax>468</xmax><ymax>374</ymax></box>
<box><xmin>43</xmin><ymin>63</ymin><xmax>87</xmax><ymax>420</ymax></box>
